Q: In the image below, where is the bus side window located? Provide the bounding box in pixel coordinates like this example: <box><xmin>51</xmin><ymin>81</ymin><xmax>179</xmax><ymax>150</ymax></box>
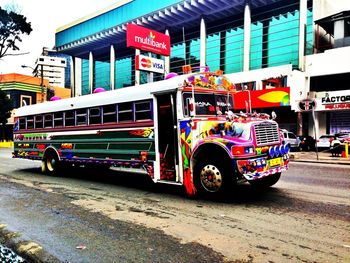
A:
<box><xmin>76</xmin><ymin>109</ymin><xmax>87</xmax><ymax>126</ymax></box>
<box><xmin>135</xmin><ymin>101</ymin><xmax>152</xmax><ymax>121</ymax></box>
<box><xmin>103</xmin><ymin>104</ymin><xmax>116</xmax><ymax>123</ymax></box>
<box><xmin>54</xmin><ymin>112</ymin><xmax>64</xmax><ymax>127</ymax></box>
<box><xmin>89</xmin><ymin>107</ymin><xmax>101</xmax><ymax>125</ymax></box>
<box><xmin>19</xmin><ymin>117</ymin><xmax>26</xmax><ymax>130</ymax></box>
<box><xmin>65</xmin><ymin>110</ymin><xmax>75</xmax><ymax>126</ymax></box>
<box><xmin>27</xmin><ymin>116</ymin><xmax>34</xmax><ymax>129</ymax></box>
<box><xmin>118</xmin><ymin>102</ymin><xmax>133</xmax><ymax>122</ymax></box>
<box><xmin>35</xmin><ymin>115</ymin><xmax>43</xmax><ymax>129</ymax></box>
<box><xmin>44</xmin><ymin>114</ymin><xmax>53</xmax><ymax>128</ymax></box>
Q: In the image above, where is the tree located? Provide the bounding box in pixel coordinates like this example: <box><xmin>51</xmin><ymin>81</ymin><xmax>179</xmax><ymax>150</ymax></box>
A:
<box><xmin>0</xmin><ymin>89</ymin><xmax>14</xmax><ymax>141</ymax></box>
<box><xmin>47</xmin><ymin>87</ymin><xmax>55</xmax><ymax>101</ymax></box>
<box><xmin>0</xmin><ymin>6</ymin><xmax>32</xmax><ymax>59</ymax></box>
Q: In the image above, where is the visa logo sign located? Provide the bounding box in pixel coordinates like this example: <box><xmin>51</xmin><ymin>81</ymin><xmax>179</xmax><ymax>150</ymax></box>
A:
<box><xmin>135</xmin><ymin>55</ymin><xmax>165</xmax><ymax>74</ymax></box>
<box><xmin>153</xmin><ymin>63</ymin><xmax>164</xmax><ymax>69</ymax></box>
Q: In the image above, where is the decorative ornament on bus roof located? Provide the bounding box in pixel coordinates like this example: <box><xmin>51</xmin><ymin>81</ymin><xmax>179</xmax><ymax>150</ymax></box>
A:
<box><xmin>183</xmin><ymin>71</ymin><xmax>236</xmax><ymax>92</ymax></box>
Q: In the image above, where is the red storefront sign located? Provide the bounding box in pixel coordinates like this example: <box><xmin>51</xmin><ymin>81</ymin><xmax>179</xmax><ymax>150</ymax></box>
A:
<box><xmin>126</xmin><ymin>24</ymin><xmax>170</xmax><ymax>56</ymax></box>
<box><xmin>233</xmin><ymin>87</ymin><xmax>290</xmax><ymax>110</ymax></box>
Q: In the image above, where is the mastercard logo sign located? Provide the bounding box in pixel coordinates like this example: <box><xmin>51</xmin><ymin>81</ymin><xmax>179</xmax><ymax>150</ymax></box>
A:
<box><xmin>141</xmin><ymin>58</ymin><xmax>152</xmax><ymax>68</ymax></box>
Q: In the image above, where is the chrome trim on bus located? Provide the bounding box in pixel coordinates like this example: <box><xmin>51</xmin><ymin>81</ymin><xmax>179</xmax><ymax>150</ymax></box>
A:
<box><xmin>110</xmin><ymin>166</ymin><xmax>148</xmax><ymax>175</ymax></box>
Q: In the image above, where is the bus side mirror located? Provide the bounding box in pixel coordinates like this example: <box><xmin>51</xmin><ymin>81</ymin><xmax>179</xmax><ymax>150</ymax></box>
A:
<box><xmin>189</xmin><ymin>98</ymin><xmax>195</xmax><ymax>117</ymax></box>
<box><xmin>271</xmin><ymin>111</ymin><xmax>277</xmax><ymax>120</ymax></box>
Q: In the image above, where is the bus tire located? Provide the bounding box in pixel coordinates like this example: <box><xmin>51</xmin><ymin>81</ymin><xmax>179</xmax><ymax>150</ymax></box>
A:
<box><xmin>42</xmin><ymin>150</ymin><xmax>60</xmax><ymax>175</ymax></box>
<box><xmin>249</xmin><ymin>172</ymin><xmax>281</xmax><ymax>188</ymax></box>
<box><xmin>194</xmin><ymin>155</ymin><xmax>232</xmax><ymax>196</ymax></box>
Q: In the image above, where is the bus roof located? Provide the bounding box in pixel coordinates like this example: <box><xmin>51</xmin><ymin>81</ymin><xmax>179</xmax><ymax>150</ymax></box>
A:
<box><xmin>15</xmin><ymin>71</ymin><xmax>236</xmax><ymax>117</ymax></box>
<box><xmin>15</xmin><ymin>75</ymin><xmax>187</xmax><ymax>117</ymax></box>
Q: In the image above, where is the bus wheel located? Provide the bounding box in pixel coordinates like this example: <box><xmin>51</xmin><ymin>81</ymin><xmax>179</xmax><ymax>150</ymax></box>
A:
<box><xmin>249</xmin><ymin>172</ymin><xmax>281</xmax><ymax>188</ymax></box>
<box><xmin>194</xmin><ymin>156</ymin><xmax>231</xmax><ymax>195</ymax></box>
<box><xmin>42</xmin><ymin>151</ymin><xmax>60</xmax><ymax>175</ymax></box>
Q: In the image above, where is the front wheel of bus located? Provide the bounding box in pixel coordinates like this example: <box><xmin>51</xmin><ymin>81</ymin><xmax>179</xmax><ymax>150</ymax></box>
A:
<box><xmin>194</xmin><ymin>156</ymin><xmax>233</xmax><ymax>196</ymax></box>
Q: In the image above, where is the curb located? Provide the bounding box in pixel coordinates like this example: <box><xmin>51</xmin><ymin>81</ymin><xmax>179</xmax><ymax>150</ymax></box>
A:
<box><xmin>290</xmin><ymin>159</ymin><xmax>350</xmax><ymax>165</ymax></box>
<box><xmin>0</xmin><ymin>224</ymin><xmax>60</xmax><ymax>263</ymax></box>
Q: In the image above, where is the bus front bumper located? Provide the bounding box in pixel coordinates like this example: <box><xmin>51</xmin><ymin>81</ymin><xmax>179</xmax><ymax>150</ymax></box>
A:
<box><xmin>236</xmin><ymin>155</ymin><xmax>289</xmax><ymax>181</ymax></box>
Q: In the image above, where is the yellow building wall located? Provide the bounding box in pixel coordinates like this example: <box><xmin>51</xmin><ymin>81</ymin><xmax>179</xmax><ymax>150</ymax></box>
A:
<box><xmin>52</xmin><ymin>86</ymin><xmax>71</xmax><ymax>99</ymax></box>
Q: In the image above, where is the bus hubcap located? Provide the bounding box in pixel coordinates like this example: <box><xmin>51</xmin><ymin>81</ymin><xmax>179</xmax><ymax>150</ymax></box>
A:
<box><xmin>200</xmin><ymin>164</ymin><xmax>222</xmax><ymax>192</ymax></box>
<box><xmin>46</xmin><ymin>157</ymin><xmax>56</xmax><ymax>172</ymax></box>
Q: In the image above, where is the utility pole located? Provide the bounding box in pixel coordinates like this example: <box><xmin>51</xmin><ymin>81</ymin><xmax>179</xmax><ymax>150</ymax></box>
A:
<box><xmin>22</xmin><ymin>64</ymin><xmax>45</xmax><ymax>103</ymax></box>
<box><xmin>40</xmin><ymin>64</ymin><xmax>44</xmax><ymax>102</ymax></box>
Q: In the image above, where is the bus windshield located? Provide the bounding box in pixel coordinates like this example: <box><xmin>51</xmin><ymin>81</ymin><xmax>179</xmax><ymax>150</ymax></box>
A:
<box><xmin>183</xmin><ymin>92</ymin><xmax>233</xmax><ymax>116</ymax></box>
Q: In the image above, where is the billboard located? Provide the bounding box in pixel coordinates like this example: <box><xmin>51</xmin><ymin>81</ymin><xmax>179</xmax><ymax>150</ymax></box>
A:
<box><xmin>233</xmin><ymin>87</ymin><xmax>290</xmax><ymax>110</ymax></box>
<box><xmin>126</xmin><ymin>24</ymin><xmax>170</xmax><ymax>56</ymax></box>
<box><xmin>314</xmin><ymin>90</ymin><xmax>350</xmax><ymax>111</ymax></box>
<box><xmin>135</xmin><ymin>55</ymin><xmax>165</xmax><ymax>74</ymax></box>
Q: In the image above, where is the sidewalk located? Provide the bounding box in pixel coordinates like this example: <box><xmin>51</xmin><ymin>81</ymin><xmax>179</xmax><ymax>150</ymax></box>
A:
<box><xmin>289</xmin><ymin>150</ymin><xmax>350</xmax><ymax>165</ymax></box>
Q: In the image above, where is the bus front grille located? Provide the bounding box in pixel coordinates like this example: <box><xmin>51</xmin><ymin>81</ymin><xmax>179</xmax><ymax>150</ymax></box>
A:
<box><xmin>254</xmin><ymin>122</ymin><xmax>280</xmax><ymax>146</ymax></box>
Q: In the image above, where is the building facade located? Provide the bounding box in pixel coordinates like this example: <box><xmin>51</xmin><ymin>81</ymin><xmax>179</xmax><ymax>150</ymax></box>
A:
<box><xmin>34</xmin><ymin>47</ymin><xmax>70</xmax><ymax>88</ymax></box>
<box><xmin>55</xmin><ymin>0</ymin><xmax>350</xmax><ymax>138</ymax></box>
<box><xmin>0</xmin><ymin>73</ymin><xmax>72</xmax><ymax>140</ymax></box>
<box><xmin>0</xmin><ymin>73</ymin><xmax>49</xmax><ymax>140</ymax></box>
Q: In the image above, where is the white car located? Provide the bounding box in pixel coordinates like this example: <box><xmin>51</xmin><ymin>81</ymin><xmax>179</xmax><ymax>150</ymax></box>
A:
<box><xmin>281</xmin><ymin>129</ymin><xmax>301</xmax><ymax>150</ymax></box>
<box><xmin>316</xmin><ymin>134</ymin><xmax>335</xmax><ymax>149</ymax></box>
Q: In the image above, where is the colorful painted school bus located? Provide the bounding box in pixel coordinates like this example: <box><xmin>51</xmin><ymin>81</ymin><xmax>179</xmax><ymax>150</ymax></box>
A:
<box><xmin>13</xmin><ymin>71</ymin><xmax>289</xmax><ymax>196</ymax></box>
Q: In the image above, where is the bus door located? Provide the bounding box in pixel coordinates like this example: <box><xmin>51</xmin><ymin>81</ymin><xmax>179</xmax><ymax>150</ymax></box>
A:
<box><xmin>155</xmin><ymin>93</ymin><xmax>179</xmax><ymax>182</ymax></box>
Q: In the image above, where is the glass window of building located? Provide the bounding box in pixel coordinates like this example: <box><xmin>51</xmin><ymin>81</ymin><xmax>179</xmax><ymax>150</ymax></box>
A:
<box><xmin>225</xmin><ymin>27</ymin><xmax>244</xmax><ymax>73</ymax></box>
<box><xmin>250</xmin><ymin>22</ymin><xmax>263</xmax><ymax>70</ymax></box>
<box><xmin>268</xmin><ymin>11</ymin><xmax>299</xmax><ymax>67</ymax></box>
<box><xmin>94</xmin><ymin>60</ymin><xmax>110</xmax><ymax>90</ymax></box>
<box><xmin>170</xmin><ymin>42</ymin><xmax>185</xmax><ymax>74</ymax></box>
<box><xmin>188</xmin><ymin>38</ymin><xmax>200</xmax><ymax>67</ymax></box>
<box><xmin>115</xmin><ymin>57</ymin><xmax>132</xmax><ymax>88</ymax></box>
<box><xmin>82</xmin><ymin>59</ymin><xmax>89</xmax><ymax>95</ymax></box>
<box><xmin>206</xmin><ymin>33</ymin><xmax>220</xmax><ymax>71</ymax></box>
<box><xmin>306</xmin><ymin>7</ymin><xmax>314</xmax><ymax>55</ymax></box>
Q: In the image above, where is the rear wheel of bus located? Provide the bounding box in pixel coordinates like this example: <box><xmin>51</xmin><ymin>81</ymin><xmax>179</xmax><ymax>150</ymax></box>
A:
<box><xmin>194</xmin><ymin>154</ymin><xmax>234</xmax><ymax>196</ymax></box>
<box><xmin>42</xmin><ymin>148</ymin><xmax>62</xmax><ymax>175</ymax></box>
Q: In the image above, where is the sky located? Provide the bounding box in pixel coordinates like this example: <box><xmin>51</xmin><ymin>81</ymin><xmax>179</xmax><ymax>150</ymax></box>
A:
<box><xmin>0</xmin><ymin>0</ymin><xmax>116</xmax><ymax>75</ymax></box>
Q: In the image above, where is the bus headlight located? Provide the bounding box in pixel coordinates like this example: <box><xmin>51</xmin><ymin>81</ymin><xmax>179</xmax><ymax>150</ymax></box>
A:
<box><xmin>269</xmin><ymin>146</ymin><xmax>275</xmax><ymax>158</ymax></box>
<box><xmin>279</xmin><ymin>144</ymin><xmax>285</xmax><ymax>155</ymax></box>
<box><xmin>274</xmin><ymin>145</ymin><xmax>280</xmax><ymax>157</ymax></box>
<box><xmin>284</xmin><ymin>144</ymin><xmax>290</xmax><ymax>154</ymax></box>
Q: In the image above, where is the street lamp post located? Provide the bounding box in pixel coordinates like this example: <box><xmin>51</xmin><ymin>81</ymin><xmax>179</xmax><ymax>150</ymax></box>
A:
<box><xmin>22</xmin><ymin>64</ymin><xmax>45</xmax><ymax>103</ymax></box>
<box><xmin>243</xmin><ymin>85</ymin><xmax>252</xmax><ymax>113</ymax></box>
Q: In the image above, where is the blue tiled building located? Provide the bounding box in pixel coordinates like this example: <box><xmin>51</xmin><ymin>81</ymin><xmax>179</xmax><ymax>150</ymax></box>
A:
<box><xmin>55</xmin><ymin>0</ymin><xmax>350</xmax><ymax>137</ymax></box>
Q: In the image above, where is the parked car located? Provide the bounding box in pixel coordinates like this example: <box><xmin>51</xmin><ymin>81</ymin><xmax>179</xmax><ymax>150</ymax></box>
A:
<box><xmin>281</xmin><ymin>129</ymin><xmax>301</xmax><ymax>151</ymax></box>
<box><xmin>316</xmin><ymin>134</ymin><xmax>336</xmax><ymax>149</ymax></box>
<box><xmin>298</xmin><ymin>135</ymin><xmax>316</xmax><ymax>151</ymax></box>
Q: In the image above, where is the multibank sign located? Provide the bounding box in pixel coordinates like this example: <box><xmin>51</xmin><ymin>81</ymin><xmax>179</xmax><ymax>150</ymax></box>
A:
<box><xmin>126</xmin><ymin>24</ymin><xmax>170</xmax><ymax>56</ymax></box>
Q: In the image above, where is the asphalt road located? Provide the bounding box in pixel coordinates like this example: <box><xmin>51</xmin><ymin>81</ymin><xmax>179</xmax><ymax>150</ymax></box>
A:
<box><xmin>0</xmin><ymin>148</ymin><xmax>349</xmax><ymax>263</ymax></box>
